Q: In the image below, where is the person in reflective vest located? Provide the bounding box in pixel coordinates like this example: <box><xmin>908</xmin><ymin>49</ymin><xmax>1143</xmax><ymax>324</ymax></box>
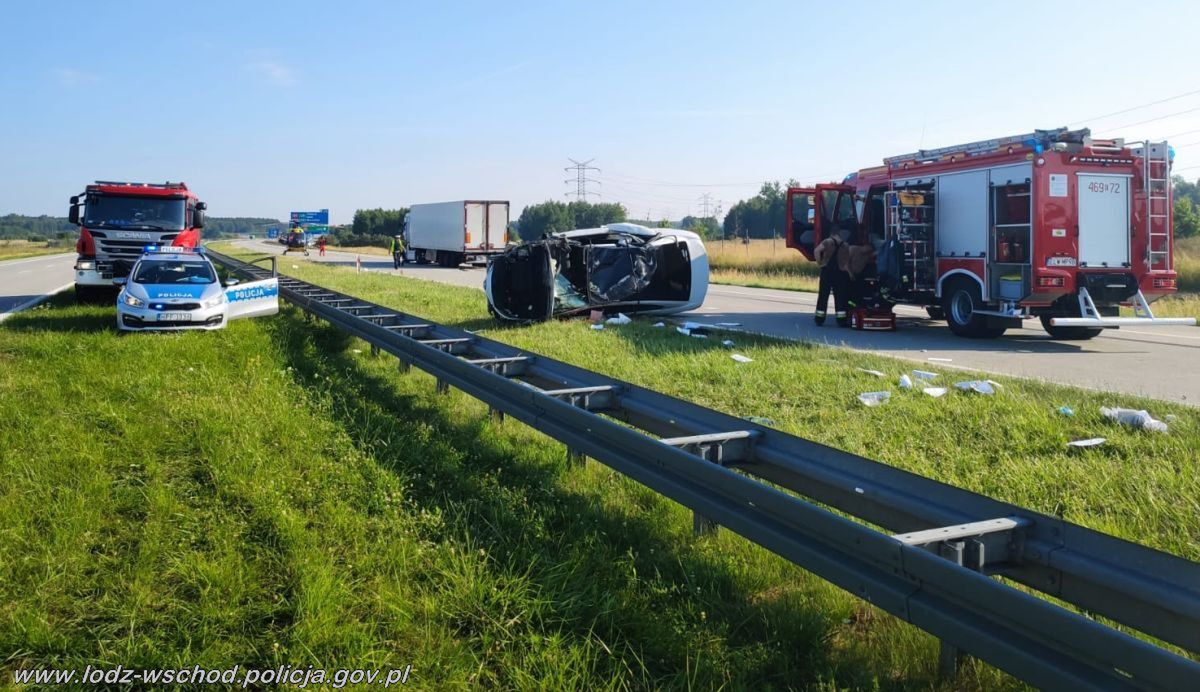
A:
<box><xmin>390</xmin><ymin>234</ymin><xmax>406</xmax><ymax>269</ymax></box>
<box><xmin>814</xmin><ymin>234</ymin><xmax>850</xmax><ymax>326</ymax></box>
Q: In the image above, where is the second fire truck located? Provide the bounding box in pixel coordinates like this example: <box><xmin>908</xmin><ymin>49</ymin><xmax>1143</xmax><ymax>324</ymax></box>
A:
<box><xmin>786</xmin><ymin>127</ymin><xmax>1195</xmax><ymax>339</ymax></box>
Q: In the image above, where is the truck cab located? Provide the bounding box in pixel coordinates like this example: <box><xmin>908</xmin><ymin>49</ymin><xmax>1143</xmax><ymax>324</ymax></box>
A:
<box><xmin>69</xmin><ymin>181</ymin><xmax>205</xmax><ymax>302</ymax></box>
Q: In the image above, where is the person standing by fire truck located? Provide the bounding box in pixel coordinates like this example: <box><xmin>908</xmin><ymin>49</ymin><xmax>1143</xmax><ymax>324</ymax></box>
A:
<box><xmin>814</xmin><ymin>233</ymin><xmax>850</xmax><ymax>326</ymax></box>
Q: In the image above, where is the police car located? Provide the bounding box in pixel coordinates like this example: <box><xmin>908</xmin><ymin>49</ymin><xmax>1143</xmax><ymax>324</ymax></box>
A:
<box><xmin>114</xmin><ymin>246</ymin><xmax>279</xmax><ymax>331</ymax></box>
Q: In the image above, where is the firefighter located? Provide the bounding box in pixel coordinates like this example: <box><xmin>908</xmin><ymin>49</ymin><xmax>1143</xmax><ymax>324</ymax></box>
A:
<box><xmin>390</xmin><ymin>234</ymin><xmax>406</xmax><ymax>269</ymax></box>
<box><xmin>813</xmin><ymin>233</ymin><xmax>850</xmax><ymax>326</ymax></box>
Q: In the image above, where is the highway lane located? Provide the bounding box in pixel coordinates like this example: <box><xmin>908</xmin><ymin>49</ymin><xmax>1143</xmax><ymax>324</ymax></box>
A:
<box><xmin>230</xmin><ymin>239</ymin><xmax>1200</xmax><ymax>405</ymax></box>
<box><xmin>0</xmin><ymin>253</ymin><xmax>75</xmax><ymax>321</ymax></box>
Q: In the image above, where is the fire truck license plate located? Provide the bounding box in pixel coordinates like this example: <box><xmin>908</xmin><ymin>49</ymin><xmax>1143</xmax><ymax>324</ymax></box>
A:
<box><xmin>157</xmin><ymin>313</ymin><xmax>190</xmax><ymax>322</ymax></box>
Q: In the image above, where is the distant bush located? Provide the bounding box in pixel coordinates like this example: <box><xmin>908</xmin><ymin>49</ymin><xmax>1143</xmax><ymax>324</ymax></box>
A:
<box><xmin>26</xmin><ymin>234</ymin><xmax>46</xmax><ymax>243</ymax></box>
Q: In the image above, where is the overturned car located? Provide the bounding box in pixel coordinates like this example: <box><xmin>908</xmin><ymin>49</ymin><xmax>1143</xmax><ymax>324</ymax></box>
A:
<box><xmin>485</xmin><ymin>223</ymin><xmax>708</xmax><ymax>322</ymax></box>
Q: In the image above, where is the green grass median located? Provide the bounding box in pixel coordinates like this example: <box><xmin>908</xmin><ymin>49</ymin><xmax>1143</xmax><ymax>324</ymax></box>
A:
<box><xmin>1</xmin><ymin>248</ymin><xmax>1196</xmax><ymax>689</ymax></box>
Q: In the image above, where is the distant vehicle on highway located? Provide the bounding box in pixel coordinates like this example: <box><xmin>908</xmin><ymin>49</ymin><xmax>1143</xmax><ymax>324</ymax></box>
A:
<box><xmin>114</xmin><ymin>246</ymin><xmax>278</xmax><ymax>331</ymax></box>
<box><xmin>405</xmin><ymin>200</ymin><xmax>509</xmax><ymax>266</ymax></box>
<box><xmin>485</xmin><ymin>223</ymin><xmax>708</xmax><ymax>322</ymax></box>
<box><xmin>68</xmin><ymin>181</ymin><xmax>206</xmax><ymax>303</ymax></box>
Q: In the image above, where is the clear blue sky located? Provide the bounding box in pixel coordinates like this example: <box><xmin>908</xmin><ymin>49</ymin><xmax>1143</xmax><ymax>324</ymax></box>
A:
<box><xmin>3</xmin><ymin>0</ymin><xmax>1200</xmax><ymax>224</ymax></box>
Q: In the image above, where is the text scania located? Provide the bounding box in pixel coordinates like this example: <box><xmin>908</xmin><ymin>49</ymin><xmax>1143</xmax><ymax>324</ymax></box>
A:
<box><xmin>13</xmin><ymin>664</ymin><xmax>413</xmax><ymax>687</ymax></box>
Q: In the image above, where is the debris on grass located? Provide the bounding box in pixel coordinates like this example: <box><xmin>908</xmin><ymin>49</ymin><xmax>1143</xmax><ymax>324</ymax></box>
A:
<box><xmin>912</xmin><ymin>370</ymin><xmax>938</xmax><ymax>380</ymax></box>
<box><xmin>899</xmin><ymin>374</ymin><xmax>914</xmax><ymax>389</ymax></box>
<box><xmin>857</xmin><ymin>368</ymin><xmax>886</xmax><ymax>377</ymax></box>
<box><xmin>858</xmin><ymin>391</ymin><xmax>891</xmax><ymax>407</ymax></box>
<box><xmin>591</xmin><ymin>324</ymin><xmax>605</xmax><ymax>331</ymax></box>
<box><xmin>1069</xmin><ymin>437</ymin><xmax>1107</xmax><ymax>448</ymax></box>
<box><xmin>652</xmin><ymin>322</ymin><xmax>666</xmax><ymax>327</ymax></box>
<box><xmin>676</xmin><ymin>327</ymin><xmax>691</xmax><ymax>336</ymax></box>
<box><xmin>731</xmin><ymin>354</ymin><xmax>753</xmax><ymax>363</ymax></box>
<box><xmin>744</xmin><ymin>415</ymin><xmax>776</xmax><ymax>426</ymax></box>
<box><xmin>1100</xmin><ymin>407</ymin><xmax>1169</xmax><ymax>433</ymax></box>
<box><xmin>1058</xmin><ymin>406</ymin><xmax>1075</xmax><ymax>417</ymax></box>
<box><xmin>955</xmin><ymin>380</ymin><xmax>996</xmax><ymax>395</ymax></box>
<box><xmin>605</xmin><ymin>312</ymin><xmax>631</xmax><ymax>325</ymax></box>
<box><xmin>923</xmin><ymin>387</ymin><xmax>947</xmax><ymax>398</ymax></box>
<box><xmin>721</xmin><ymin>339</ymin><xmax>735</xmax><ymax>348</ymax></box>
<box><xmin>691</xmin><ymin>333</ymin><xmax>708</xmax><ymax>339</ymax></box>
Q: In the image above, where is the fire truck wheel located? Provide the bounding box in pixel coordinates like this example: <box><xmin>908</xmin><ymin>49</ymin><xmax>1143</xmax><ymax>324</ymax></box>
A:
<box><xmin>925</xmin><ymin>306</ymin><xmax>944</xmax><ymax>320</ymax></box>
<box><xmin>942</xmin><ymin>280</ymin><xmax>996</xmax><ymax>338</ymax></box>
<box><xmin>1039</xmin><ymin>315</ymin><xmax>1102</xmax><ymax>340</ymax></box>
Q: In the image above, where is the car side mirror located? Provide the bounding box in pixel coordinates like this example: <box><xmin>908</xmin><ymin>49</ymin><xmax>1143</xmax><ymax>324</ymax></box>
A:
<box><xmin>224</xmin><ymin>278</ymin><xmax>240</xmax><ymax>287</ymax></box>
<box><xmin>112</xmin><ymin>277</ymin><xmax>127</xmax><ymax>286</ymax></box>
<box><xmin>69</xmin><ymin>204</ymin><xmax>81</xmax><ymax>225</ymax></box>
<box><xmin>193</xmin><ymin>208</ymin><xmax>205</xmax><ymax>229</ymax></box>
<box><xmin>196</xmin><ymin>201</ymin><xmax>207</xmax><ymax>211</ymax></box>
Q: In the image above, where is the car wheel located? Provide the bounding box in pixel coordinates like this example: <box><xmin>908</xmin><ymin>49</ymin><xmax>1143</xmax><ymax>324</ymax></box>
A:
<box><xmin>941</xmin><ymin>280</ymin><xmax>997</xmax><ymax>338</ymax></box>
<box><xmin>1039</xmin><ymin>315</ymin><xmax>1103</xmax><ymax>340</ymax></box>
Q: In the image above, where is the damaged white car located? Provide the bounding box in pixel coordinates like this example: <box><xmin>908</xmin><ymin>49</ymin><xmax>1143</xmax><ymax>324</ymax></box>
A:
<box><xmin>484</xmin><ymin>223</ymin><xmax>709</xmax><ymax>322</ymax></box>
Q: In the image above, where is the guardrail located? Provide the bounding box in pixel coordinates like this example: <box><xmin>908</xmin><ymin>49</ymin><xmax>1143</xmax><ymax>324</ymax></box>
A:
<box><xmin>209</xmin><ymin>249</ymin><xmax>1200</xmax><ymax>690</ymax></box>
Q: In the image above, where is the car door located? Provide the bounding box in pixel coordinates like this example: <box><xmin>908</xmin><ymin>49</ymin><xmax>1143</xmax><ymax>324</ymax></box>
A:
<box><xmin>225</xmin><ymin>278</ymin><xmax>280</xmax><ymax>321</ymax></box>
<box><xmin>785</xmin><ymin>184</ymin><xmax>856</xmax><ymax>260</ymax></box>
<box><xmin>486</xmin><ymin>243</ymin><xmax>555</xmax><ymax>321</ymax></box>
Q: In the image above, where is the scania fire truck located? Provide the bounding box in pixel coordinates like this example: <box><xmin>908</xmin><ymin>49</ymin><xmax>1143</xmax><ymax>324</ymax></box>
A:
<box><xmin>69</xmin><ymin>181</ymin><xmax>206</xmax><ymax>302</ymax></box>
<box><xmin>786</xmin><ymin>128</ymin><xmax>1196</xmax><ymax>339</ymax></box>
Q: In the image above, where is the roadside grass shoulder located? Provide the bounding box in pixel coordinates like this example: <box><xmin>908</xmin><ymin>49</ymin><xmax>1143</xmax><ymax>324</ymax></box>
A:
<box><xmin>707</xmin><ymin>240</ymin><xmax>817</xmax><ymax>292</ymax></box>
<box><xmin>0</xmin><ymin>240</ymin><xmax>71</xmax><ymax>262</ymax></box>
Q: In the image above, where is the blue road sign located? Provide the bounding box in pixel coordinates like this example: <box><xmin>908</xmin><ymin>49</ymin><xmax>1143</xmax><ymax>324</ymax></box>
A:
<box><xmin>290</xmin><ymin>209</ymin><xmax>329</xmax><ymax>225</ymax></box>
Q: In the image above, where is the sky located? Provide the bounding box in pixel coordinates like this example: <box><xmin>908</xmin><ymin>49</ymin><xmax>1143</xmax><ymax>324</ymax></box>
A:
<box><xmin>3</xmin><ymin>0</ymin><xmax>1200</xmax><ymax>225</ymax></box>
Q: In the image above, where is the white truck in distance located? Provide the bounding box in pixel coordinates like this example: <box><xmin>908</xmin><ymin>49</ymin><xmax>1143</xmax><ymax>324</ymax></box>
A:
<box><xmin>404</xmin><ymin>200</ymin><xmax>509</xmax><ymax>266</ymax></box>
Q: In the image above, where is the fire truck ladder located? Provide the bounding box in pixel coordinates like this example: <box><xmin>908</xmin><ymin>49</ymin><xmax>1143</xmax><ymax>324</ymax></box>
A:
<box><xmin>1135</xmin><ymin>142</ymin><xmax>1172</xmax><ymax>272</ymax></box>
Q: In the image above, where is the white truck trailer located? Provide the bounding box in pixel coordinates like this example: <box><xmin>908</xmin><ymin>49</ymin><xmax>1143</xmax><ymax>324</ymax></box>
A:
<box><xmin>404</xmin><ymin>200</ymin><xmax>510</xmax><ymax>266</ymax></box>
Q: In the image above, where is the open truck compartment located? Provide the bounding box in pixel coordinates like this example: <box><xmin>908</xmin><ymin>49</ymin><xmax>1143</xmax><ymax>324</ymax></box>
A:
<box><xmin>485</xmin><ymin>224</ymin><xmax>706</xmax><ymax>323</ymax></box>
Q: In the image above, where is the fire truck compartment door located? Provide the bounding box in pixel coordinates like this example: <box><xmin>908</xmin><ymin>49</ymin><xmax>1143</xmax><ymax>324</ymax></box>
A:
<box><xmin>225</xmin><ymin>278</ymin><xmax>280</xmax><ymax>321</ymax></box>
<box><xmin>936</xmin><ymin>170</ymin><xmax>988</xmax><ymax>256</ymax></box>
<box><xmin>1076</xmin><ymin>173</ymin><xmax>1131</xmax><ymax>268</ymax></box>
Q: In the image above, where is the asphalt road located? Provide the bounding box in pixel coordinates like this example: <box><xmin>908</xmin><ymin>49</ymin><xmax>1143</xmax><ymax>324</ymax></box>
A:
<box><xmin>230</xmin><ymin>240</ymin><xmax>1200</xmax><ymax>405</ymax></box>
<box><xmin>0</xmin><ymin>253</ymin><xmax>75</xmax><ymax>321</ymax></box>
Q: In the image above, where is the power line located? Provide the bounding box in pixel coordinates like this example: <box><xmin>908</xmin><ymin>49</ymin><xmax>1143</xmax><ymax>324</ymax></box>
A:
<box><xmin>698</xmin><ymin>193</ymin><xmax>714</xmax><ymax>218</ymax></box>
<box><xmin>1070</xmin><ymin>86</ymin><xmax>1200</xmax><ymax>126</ymax></box>
<box><xmin>564</xmin><ymin>158</ymin><xmax>600</xmax><ymax>201</ymax></box>
<box><xmin>1097</xmin><ymin>105</ymin><xmax>1200</xmax><ymax>133</ymax></box>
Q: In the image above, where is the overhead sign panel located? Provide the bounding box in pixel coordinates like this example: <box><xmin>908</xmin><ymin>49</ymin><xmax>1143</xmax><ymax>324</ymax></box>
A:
<box><xmin>290</xmin><ymin>209</ymin><xmax>329</xmax><ymax>225</ymax></box>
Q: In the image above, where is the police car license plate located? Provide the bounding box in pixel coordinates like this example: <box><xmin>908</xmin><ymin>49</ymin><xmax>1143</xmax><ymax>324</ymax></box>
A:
<box><xmin>157</xmin><ymin>312</ymin><xmax>190</xmax><ymax>322</ymax></box>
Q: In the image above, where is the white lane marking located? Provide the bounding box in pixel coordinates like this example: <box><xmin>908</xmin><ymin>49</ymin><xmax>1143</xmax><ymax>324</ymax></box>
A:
<box><xmin>0</xmin><ymin>252</ymin><xmax>74</xmax><ymax>267</ymax></box>
<box><xmin>17</xmin><ymin>270</ymin><xmax>30</xmax><ymax>274</ymax></box>
<box><xmin>0</xmin><ymin>281</ymin><xmax>75</xmax><ymax>323</ymax></box>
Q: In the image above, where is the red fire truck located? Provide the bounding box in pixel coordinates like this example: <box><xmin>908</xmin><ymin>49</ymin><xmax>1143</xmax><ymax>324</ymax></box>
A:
<box><xmin>69</xmin><ymin>181</ymin><xmax>206</xmax><ymax>302</ymax></box>
<box><xmin>785</xmin><ymin>128</ymin><xmax>1195</xmax><ymax>339</ymax></box>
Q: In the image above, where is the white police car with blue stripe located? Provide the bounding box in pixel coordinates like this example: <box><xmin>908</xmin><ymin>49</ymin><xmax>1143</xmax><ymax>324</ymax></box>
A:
<box><xmin>114</xmin><ymin>246</ymin><xmax>279</xmax><ymax>331</ymax></box>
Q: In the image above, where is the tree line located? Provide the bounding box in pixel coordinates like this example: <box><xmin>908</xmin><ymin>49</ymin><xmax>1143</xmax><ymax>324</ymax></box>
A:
<box><xmin>1172</xmin><ymin>176</ymin><xmax>1200</xmax><ymax>238</ymax></box>
<box><xmin>515</xmin><ymin>201</ymin><xmax>628</xmax><ymax>238</ymax></box>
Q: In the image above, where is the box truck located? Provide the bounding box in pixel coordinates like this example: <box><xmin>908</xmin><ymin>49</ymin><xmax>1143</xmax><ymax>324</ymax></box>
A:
<box><xmin>404</xmin><ymin>200</ymin><xmax>509</xmax><ymax>267</ymax></box>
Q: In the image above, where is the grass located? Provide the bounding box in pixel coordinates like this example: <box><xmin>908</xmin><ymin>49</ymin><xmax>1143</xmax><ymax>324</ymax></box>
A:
<box><xmin>707</xmin><ymin>239</ymin><xmax>819</xmax><ymax>293</ymax></box>
<box><xmin>3</xmin><ymin>246</ymin><xmax>1197</xmax><ymax>689</ymax></box>
<box><xmin>0</xmin><ymin>239</ymin><xmax>72</xmax><ymax>262</ymax></box>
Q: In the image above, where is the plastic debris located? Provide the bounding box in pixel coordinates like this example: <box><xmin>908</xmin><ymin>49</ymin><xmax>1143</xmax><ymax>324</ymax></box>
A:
<box><xmin>857</xmin><ymin>368</ymin><xmax>886</xmax><ymax>377</ymax></box>
<box><xmin>858</xmin><ymin>391</ymin><xmax>891</xmax><ymax>407</ymax></box>
<box><xmin>676</xmin><ymin>327</ymin><xmax>691</xmax><ymax>336</ymax></box>
<box><xmin>928</xmin><ymin>357</ymin><xmax>953</xmax><ymax>363</ymax></box>
<box><xmin>1058</xmin><ymin>406</ymin><xmax>1075</xmax><ymax>417</ymax></box>
<box><xmin>912</xmin><ymin>370</ymin><xmax>938</xmax><ymax>381</ymax></box>
<box><xmin>1100</xmin><ymin>407</ymin><xmax>1169</xmax><ymax>433</ymax></box>
<box><xmin>292</xmin><ymin>264</ymin><xmax>300</xmax><ymax>269</ymax></box>
<box><xmin>731</xmin><ymin>354</ymin><xmax>753</xmax><ymax>363</ymax></box>
<box><xmin>721</xmin><ymin>339</ymin><xmax>735</xmax><ymax>348</ymax></box>
<box><xmin>652</xmin><ymin>322</ymin><xmax>666</xmax><ymax>328</ymax></box>
<box><xmin>899</xmin><ymin>374</ymin><xmax>914</xmax><ymax>389</ymax></box>
<box><xmin>923</xmin><ymin>387</ymin><xmax>947</xmax><ymax>398</ymax></box>
<box><xmin>743</xmin><ymin>415</ymin><xmax>775</xmax><ymax>426</ymax></box>
<box><xmin>986</xmin><ymin>380</ymin><xmax>1003</xmax><ymax>388</ymax></box>
<box><xmin>590</xmin><ymin>323</ymin><xmax>605</xmax><ymax>331</ymax></box>
<box><xmin>691</xmin><ymin>333</ymin><xmax>708</xmax><ymax>339</ymax></box>
<box><xmin>351</xmin><ymin>349</ymin><xmax>362</xmax><ymax>354</ymax></box>
<box><xmin>1165</xmin><ymin>414</ymin><xmax>1178</xmax><ymax>422</ymax></box>
<box><xmin>605</xmin><ymin>312</ymin><xmax>631</xmax><ymax>325</ymax></box>
<box><xmin>955</xmin><ymin>380</ymin><xmax>996</xmax><ymax>395</ymax></box>
<box><xmin>1068</xmin><ymin>438</ymin><xmax>1107</xmax><ymax>448</ymax></box>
